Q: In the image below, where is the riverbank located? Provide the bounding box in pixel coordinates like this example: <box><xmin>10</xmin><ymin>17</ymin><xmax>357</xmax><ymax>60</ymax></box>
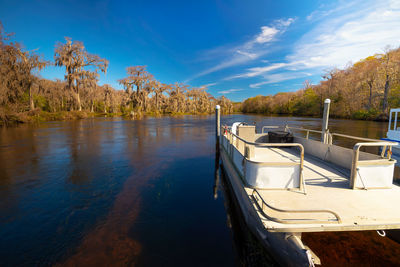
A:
<box><xmin>0</xmin><ymin>109</ymin><xmax>223</xmax><ymax>127</ymax></box>
<box><xmin>237</xmin><ymin>110</ymin><xmax>389</xmax><ymax>122</ymax></box>
<box><xmin>0</xmin><ymin>109</ymin><xmax>116</xmax><ymax>127</ymax></box>
<box><xmin>0</xmin><ymin>109</ymin><xmax>390</xmax><ymax>128</ymax></box>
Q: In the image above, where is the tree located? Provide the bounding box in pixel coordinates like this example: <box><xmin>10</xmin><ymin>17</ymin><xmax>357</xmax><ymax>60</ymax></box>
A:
<box><xmin>168</xmin><ymin>83</ymin><xmax>188</xmax><ymax>113</ymax></box>
<box><xmin>353</xmin><ymin>56</ymin><xmax>379</xmax><ymax>109</ymax></box>
<box><xmin>17</xmin><ymin>49</ymin><xmax>48</xmax><ymax>110</ymax></box>
<box><xmin>118</xmin><ymin>66</ymin><xmax>153</xmax><ymax>111</ymax></box>
<box><xmin>0</xmin><ymin>22</ymin><xmax>48</xmax><ymax>111</ymax></box>
<box><xmin>54</xmin><ymin>37</ymin><xmax>108</xmax><ymax>111</ymax></box>
<box><xmin>154</xmin><ymin>83</ymin><xmax>171</xmax><ymax>112</ymax></box>
<box><xmin>379</xmin><ymin>47</ymin><xmax>400</xmax><ymax>113</ymax></box>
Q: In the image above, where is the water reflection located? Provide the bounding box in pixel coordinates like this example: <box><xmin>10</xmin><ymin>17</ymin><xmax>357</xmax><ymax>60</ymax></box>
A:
<box><xmin>213</xmin><ymin>138</ymin><xmax>220</xmax><ymax>200</ymax></box>
<box><xmin>216</xmin><ymin>160</ymin><xmax>277</xmax><ymax>266</ymax></box>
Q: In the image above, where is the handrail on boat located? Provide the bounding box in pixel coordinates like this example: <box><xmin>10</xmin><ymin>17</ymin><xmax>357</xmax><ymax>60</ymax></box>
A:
<box><xmin>286</xmin><ymin>126</ymin><xmax>394</xmax><ymax>145</ymax></box>
<box><xmin>225</xmin><ymin>126</ymin><xmax>304</xmax><ymax>151</ymax></box>
<box><xmin>251</xmin><ymin>189</ymin><xmax>342</xmax><ymax>224</ymax></box>
<box><xmin>286</xmin><ymin>126</ymin><xmax>323</xmax><ymax>135</ymax></box>
<box><xmin>285</xmin><ymin>126</ymin><xmax>324</xmax><ymax>141</ymax></box>
<box><xmin>350</xmin><ymin>141</ymin><xmax>398</xmax><ymax>189</ymax></box>
<box><xmin>261</xmin><ymin>125</ymin><xmax>280</xmax><ymax>133</ymax></box>
<box><xmin>329</xmin><ymin>133</ymin><xmax>381</xmax><ymax>143</ymax></box>
<box><xmin>221</xmin><ymin>126</ymin><xmax>306</xmax><ymax>193</ymax></box>
<box><xmin>353</xmin><ymin>141</ymin><xmax>398</xmax><ymax>158</ymax></box>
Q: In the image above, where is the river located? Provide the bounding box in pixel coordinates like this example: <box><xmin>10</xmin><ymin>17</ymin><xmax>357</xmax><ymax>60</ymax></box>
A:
<box><xmin>0</xmin><ymin>115</ymin><xmax>399</xmax><ymax>266</ymax></box>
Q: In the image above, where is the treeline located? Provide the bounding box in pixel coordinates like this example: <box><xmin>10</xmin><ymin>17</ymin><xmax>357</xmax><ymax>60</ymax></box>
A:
<box><xmin>0</xmin><ymin>23</ymin><xmax>232</xmax><ymax>125</ymax></box>
<box><xmin>239</xmin><ymin>47</ymin><xmax>400</xmax><ymax>120</ymax></box>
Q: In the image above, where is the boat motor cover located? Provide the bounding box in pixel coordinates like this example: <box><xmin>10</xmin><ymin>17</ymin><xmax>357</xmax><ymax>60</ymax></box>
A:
<box><xmin>268</xmin><ymin>131</ymin><xmax>293</xmax><ymax>143</ymax></box>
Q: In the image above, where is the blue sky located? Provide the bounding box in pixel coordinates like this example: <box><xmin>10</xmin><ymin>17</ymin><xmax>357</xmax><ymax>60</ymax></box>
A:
<box><xmin>1</xmin><ymin>0</ymin><xmax>400</xmax><ymax>102</ymax></box>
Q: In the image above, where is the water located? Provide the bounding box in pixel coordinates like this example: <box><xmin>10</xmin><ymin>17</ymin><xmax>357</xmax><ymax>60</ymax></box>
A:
<box><xmin>0</xmin><ymin>115</ymin><xmax>398</xmax><ymax>266</ymax></box>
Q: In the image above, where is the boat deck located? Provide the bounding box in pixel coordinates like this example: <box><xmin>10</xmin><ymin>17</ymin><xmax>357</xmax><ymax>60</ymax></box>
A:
<box><xmin>246</xmin><ymin>147</ymin><xmax>400</xmax><ymax>232</ymax></box>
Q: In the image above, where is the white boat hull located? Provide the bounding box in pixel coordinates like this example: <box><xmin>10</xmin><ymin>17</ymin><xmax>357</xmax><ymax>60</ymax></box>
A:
<box><xmin>220</xmin><ymin>144</ymin><xmax>311</xmax><ymax>267</ymax></box>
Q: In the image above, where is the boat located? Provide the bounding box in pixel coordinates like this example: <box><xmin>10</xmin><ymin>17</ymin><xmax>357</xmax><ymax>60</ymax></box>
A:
<box><xmin>216</xmin><ymin>100</ymin><xmax>400</xmax><ymax>266</ymax></box>
<box><xmin>382</xmin><ymin>108</ymin><xmax>400</xmax><ymax>162</ymax></box>
<box><xmin>381</xmin><ymin>108</ymin><xmax>400</xmax><ymax>243</ymax></box>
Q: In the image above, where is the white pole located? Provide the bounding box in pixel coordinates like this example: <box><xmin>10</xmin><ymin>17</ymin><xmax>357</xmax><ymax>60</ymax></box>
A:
<box><xmin>322</xmin><ymin>99</ymin><xmax>331</xmax><ymax>144</ymax></box>
<box><xmin>216</xmin><ymin>105</ymin><xmax>221</xmax><ymax>138</ymax></box>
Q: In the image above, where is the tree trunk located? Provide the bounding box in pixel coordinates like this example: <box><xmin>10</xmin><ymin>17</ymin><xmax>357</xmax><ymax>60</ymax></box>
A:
<box><xmin>156</xmin><ymin>93</ymin><xmax>159</xmax><ymax>111</ymax></box>
<box><xmin>367</xmin><ymin>80</ymin><xmax>373</xmax><ymax>109</ymax></box>
<box><xmin>383</xmin><ymin>74</ymin><xmax>390</xmax><ymax>112</ymax></box>
<box><xmin>143</xmin><ymin>94</ymin><xmax>147</xmax><ymax>112</ymax></box>
<box><xmin>76</xmin><ymin>91</ymin><xmax>82</xmax><ymax>111</ymax></box>
<box><xmin>29</xmin><ymin>82</ymin><xmax>35</xmax><ymax>111</ymax></box>
<box><xmin>75</xmin><ymin>80</ymin><xmax>82</xmax><ymax>111</ymax></box>
<box><xmin>137</xmin><ymin>85</ymin><xmax>143</xmax><ymax>112</ymax></box>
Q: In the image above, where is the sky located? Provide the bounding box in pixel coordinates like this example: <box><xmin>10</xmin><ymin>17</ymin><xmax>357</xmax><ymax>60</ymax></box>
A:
<box><xmin>1</xmin><ymin>0</ymin><xmax>400</xmax><ymax>102</ymax></box>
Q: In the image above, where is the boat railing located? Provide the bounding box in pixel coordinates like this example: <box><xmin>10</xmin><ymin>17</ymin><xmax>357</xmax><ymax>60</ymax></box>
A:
<box><xmin>261</xmin><ymin>125</ymin><xmax>280</xmax><ymax>133</ymax></box>
<box><xmin>251</xmin><ymin>189</ymin><xmax>342</xmax><ymax>224</ymax></box>
<box><xmin>286</xmin><ymin>126</ymin><xmax>398</xmax><ymax>188</ymax></box>
<box><xmin>329</xmin><ymin>133</ymin><xmax>381</xmax><ymax>144</ymax></box>
<box><xmin>286</xmin><ymin>126</ymin><xmax>324</xmax><ymax>140</ymax></box>
<box><xmin>350</xmin><ymin>141</ymin><xmax>397</xmax><ymax>189</ymax></box>
<box><xmin>221</xmin><ymin>126</ymin><xmax>306</xmax><ymax>192</ymax></box>
<box><xmin>286</xmin><ymin>126</ymin><xmax>393</xmax><ymax>146</ymax></box>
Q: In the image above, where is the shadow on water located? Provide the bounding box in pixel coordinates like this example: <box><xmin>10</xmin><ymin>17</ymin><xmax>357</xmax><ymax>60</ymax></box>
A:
<box><xmin>214</xmin><ymin>143</ymin><xmax>277</xmax><ymax>267</ymax></box>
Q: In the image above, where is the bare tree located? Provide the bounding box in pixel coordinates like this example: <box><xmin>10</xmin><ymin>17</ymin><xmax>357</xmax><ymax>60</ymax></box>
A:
<box><xmin>55</xmin><ymin>37</ymin><xmax>108</xmax><ymax>111</ymax></box>
<box><xmin>118</xmin><ymin>66</ymin><xmax>153</xmax><ymax>111</ymax></box>
<box><xmin>380</xmin><ymin>47</ymin><xmax>397</xmax><ymax>113</ymax></box>
<box><xmin>17</xmin><ymin>49</ymin><xmax>48</xmax><ymax>110</ymax></box>
<box><xmin>168</xmin><ymin>83</ymin><xmax>188</xmax><ymax>113</ymax></box>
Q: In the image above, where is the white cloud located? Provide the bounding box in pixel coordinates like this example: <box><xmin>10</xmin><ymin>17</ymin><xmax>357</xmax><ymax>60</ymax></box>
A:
<box><xmin>236</xmin><ymin>50</ymin><xmax>257</xmax><ymax>59</ymax></box>
<box><xmin>225</xmin><ymin>62</ymin><xmax>292</xmax><ymax>80</ymax></box>
<box><xmin>202</xmin><ymin>82</ymin><xmax>217</xmax><ymax>88</ymax></box>
<box><xmin>185</xmin><ymin>17</ymin><xmax>295</xmax><ymax>82</ymax></box>
<box><xmin>218</xmin><ymin>88</ymin><xmax>243</xmax><ymax>94</ymax></box>
<box><xmin>275</xmin><ymin>18</ymin><xmax>295</xmax><ymax>27</ymax></box>
<box><xmin>249</xmin><ymin>72</ymin><xmax>312</xmax><ymax>88</ymax></box>
<box><xmin>226</xmin><ymin>0</ymin><xmax>400</xmax><ymax>91</ymax></box>
<box><xmin>290</xmin><ymin>0</ymin><xmax>400</xmax><ymax>69</ymax></box>
<box><xmin>254</xmin><ymin>26</ymin><xmax>279</xmax><ymax>44</ymax></box>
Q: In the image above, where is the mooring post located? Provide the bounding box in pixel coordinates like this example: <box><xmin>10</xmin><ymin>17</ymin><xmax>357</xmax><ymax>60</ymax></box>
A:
<box><xmin>214</xmin><ymin>105</ymin><xmax>221</xmax><ymax>199</ymax></box>
<box><xmin>216</xmin><ymin>105</ymin><xmax>221</xmax><ymax>139</ymax></box>
<box><xmin>321</xmin><ymin>99</ymin><xmax>331</xmax><ymax>144</ymax></box>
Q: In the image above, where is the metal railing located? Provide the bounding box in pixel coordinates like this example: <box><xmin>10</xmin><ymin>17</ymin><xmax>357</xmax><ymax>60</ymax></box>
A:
<box><xmin>221</xmin><ymin>126</ymin><xmax>306</xmax><ymax>192</ymax></box>
<box><xmin>251</xmin><ymin>189</ymin><xmax>342</xmax><ymax>224</ymax></box>
<box><xmin>261</xmin><ymin>125</ymin><xmax>280</xmax><ymax>134</ymax></box>
<box><xmin>286</xmin><ymin>126</ymin><xmax>390</xmax><ymax>145</ymax></box>
<box><xmin>285</xmin><ymin>126</ymin><xmax>323</xmax><ymax>140</ymax></box>
<box><xmin>350</xmin><ymin>141</ymin><xmax>397</xmax><ymax>189</ymax></box>
<box><xmin>329</xmin><ymin>133</ymin><xmax>381</xmax><ymax>144</ymax></box>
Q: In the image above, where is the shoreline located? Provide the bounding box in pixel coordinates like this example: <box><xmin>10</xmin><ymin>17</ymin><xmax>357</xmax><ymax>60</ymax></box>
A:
<box><xmin>0</xmin><ymin>110</ymin><xmax>389</xmax><ymax>127</ymax></box>
<box><xmin>234</xmin><ymin>111</ymin><xmax>389</xmax><ymax>122</ymax></box>
<box><xmin>0</xmin><ymin>110</ymin><xmax>227</xmax><ymax>127</ymax></box>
